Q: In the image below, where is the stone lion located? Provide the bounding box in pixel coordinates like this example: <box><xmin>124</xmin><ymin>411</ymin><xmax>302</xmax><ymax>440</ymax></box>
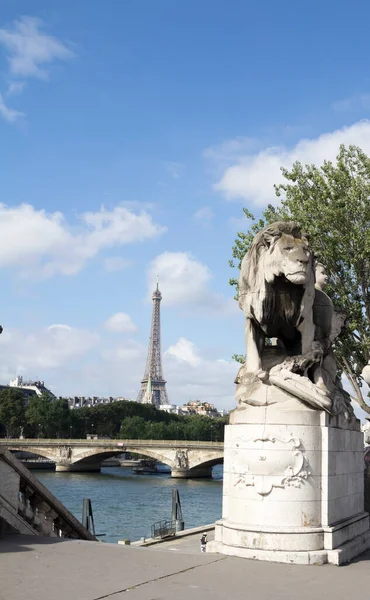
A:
<box><xmin>238</xmin><ymin>221</ymin><xmax>316</xmax><ymax>379</ymax></box>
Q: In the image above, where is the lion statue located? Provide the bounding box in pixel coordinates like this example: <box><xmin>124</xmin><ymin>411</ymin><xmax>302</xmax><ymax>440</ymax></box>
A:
<box><xmin>236</xmin><ymin>221</ymin><xmax>353</xmax><ymax>417</ymax></box>
<box><xmin>238</xmin><ymin>221</ymin><xmax>316</xmax><ymax>380</ymax></box>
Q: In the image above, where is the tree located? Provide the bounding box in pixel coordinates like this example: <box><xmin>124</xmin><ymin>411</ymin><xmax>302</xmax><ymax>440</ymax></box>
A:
<box><xmin>0</xmin><ymin>388</ymin><xmax>27</xmax><ymax>437</ymax></box>
<box><xmin>48</xmin><ymin>399</ymin><xmax>70</xmax><ymax>437</ymax></box>
<box><xmin>25</xmin><ymin>394</ymin><xmax>52</xmax><ymax>438</ymax></box>
<box><xmin>230</xmin><ymin>144</ymin><xmax>370</xmax><ymax>413</ymax></box>
<box><xmin>120</xmin><ymin>416</ymin><xmax>148</xmax><ymax>439</ymax></box>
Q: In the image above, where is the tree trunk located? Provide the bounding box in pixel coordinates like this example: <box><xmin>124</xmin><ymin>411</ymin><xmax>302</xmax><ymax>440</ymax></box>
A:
<box><xmin>342</xmin><ymin>357</ymin><xmax>370</xmax><ymax>414</ymax></box>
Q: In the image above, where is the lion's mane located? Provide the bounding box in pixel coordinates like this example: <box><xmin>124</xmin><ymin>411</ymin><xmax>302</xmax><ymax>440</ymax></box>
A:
<box><xmin>238</xmin><ymin>221</ymin><xmax>314</xmax><ymax>350</ymax></box>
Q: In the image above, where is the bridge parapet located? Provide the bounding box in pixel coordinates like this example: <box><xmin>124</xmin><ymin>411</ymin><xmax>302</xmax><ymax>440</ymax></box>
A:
<box><xmin>0</xmin><ymin>439</ymin><xmax>223</xmax><ymax>448</ymax></box>
<box><xmin>0</xmin><ymin>448</ymin><xmax>96</xmax><ymax>540</ymax></box>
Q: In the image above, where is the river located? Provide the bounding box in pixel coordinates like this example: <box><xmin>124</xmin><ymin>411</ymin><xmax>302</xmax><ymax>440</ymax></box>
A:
<box><xmin>36</xmin><ymin>466</ymin><xmax>223</xmax><ymax>543</ymax></box>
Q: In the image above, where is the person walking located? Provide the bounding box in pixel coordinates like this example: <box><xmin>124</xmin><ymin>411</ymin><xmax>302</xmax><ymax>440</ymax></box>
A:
<box><xmin>200</xmin><ymin>533</ymin><xmax>207</xmax><ymax>552</ymax></box>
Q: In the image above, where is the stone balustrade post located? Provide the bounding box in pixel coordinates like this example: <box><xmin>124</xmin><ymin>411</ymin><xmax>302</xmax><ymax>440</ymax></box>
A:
<box><xmin>21</xmin><ymin>484</ymin><xmax>36</xmax><ymax>522</ymax></box>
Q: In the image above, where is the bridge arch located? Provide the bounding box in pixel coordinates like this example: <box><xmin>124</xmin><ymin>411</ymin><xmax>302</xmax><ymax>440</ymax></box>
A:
<box><xmin>9</xmin><ymin>446</ymin><xmax>58</xmax><ymax>463</ymax></box>
<box><xmin>189</xmin><ymin>455</ymin><xmax>224</xmax><ymax>470</ymax></box>
<box><xmin>71</xmin><ymin>447</ymin><xmax>176</xmax><ymax>469</ymax></box>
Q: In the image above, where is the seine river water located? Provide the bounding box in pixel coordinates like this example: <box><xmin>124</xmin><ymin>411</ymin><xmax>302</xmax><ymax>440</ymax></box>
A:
<box><xmin>37</xmin><ymin>466</ymin><xmax>223</xmax><ymax>543</ymax></box>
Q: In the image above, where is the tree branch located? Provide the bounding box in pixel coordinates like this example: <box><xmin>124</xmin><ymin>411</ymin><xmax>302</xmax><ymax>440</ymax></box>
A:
<box><xmin>342</xmin><ymin>357</ymin><xmax>370</xmax><ymax>414</ymax></box>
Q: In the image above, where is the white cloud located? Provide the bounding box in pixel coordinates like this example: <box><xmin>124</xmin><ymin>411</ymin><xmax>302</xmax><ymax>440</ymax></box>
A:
<box><xmin>0</xmin><ymin>324</ymin><xmax>99</xmax><ymax>374</ymax></box>
<box><xmin>332</xmin><ymin>94</ymin><xmax>370</xmax><ymax>113</ymax></box>
<box><xmin>164</xmin><ymin>338</ymin><xmax>237</xmax><ymax>409</ymax></box>
<box><xmin>1</xmin><ymin>323</ymin><xmax>368</xmax><ymax>415</ymax></box>
<box><xmin>101</xmin><ymin>340</ymin><xmax>145</xmax><ymax>364</ymax></box>
<box><xmin>103</xmin><ymin>256</ymin><xmax>132</xmax><ymax>272</ymax></box>
<box><xmin>148</xmin><ymin>251</ymin><xmax>211</xmax><ymax>306</ymax></box>
<box><xmin>194</xmin><ymin>206</ymin><xmax>214</xmax><ymax>227</ymax></box>
<box><xmin>213</xmin><ymin>120</ymin><xmax>370</xmax><ymax>205</ymax></box>
<box><xmin>104</xmin><ymin>313</ymin><xmax>137</xmax><ymax>334</ymax></box>
<box><xmin>0</xmin><ymin>16</ymin><xmax>74</xmax><ymax>79</ymax></box>
<box><xmin>147</xmin><ymin>251</ymin><xmax>234</xmax><ymax>314</ymax></box>
<box><xmin>48</xmin><ymin>332</ymin><xmax>236</xmax><ymax>409</ymax></box>
<box><xmin>98</xmin><ymin>338</ymin><xmax>237</xmax><ymax>409</ymax></box>
<box><xmin>165</xmin><ymin>338</ymin><xmax>202</xmax><ymax>366</ymax></box>
<box><xmin>0</xmin><ymin>203</ymin><xmax>165</xmax><ymax>278</ymax></box>
<box><xmin>165</xmin><ymin>161</ymin><xmax>184</xmax><ymax>179</ymax></box>
<box><xmin>7</xmin><ymin>81</ymin><xmax>25</xmax><ymax>96</ymax></box>
<box><xmin>0</xmin><ymin>93</ymin><xmax>24</xmax><ymax>122</ymax></box>
<box><xmin>203</xmin><ymin>137</ymin><xmax>259</xmax><ymax>164</ymax></box>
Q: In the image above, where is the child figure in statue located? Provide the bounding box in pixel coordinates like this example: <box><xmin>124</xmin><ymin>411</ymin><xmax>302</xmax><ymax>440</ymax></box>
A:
<box><xmin>315</xmin><ymin>262</ymin><xmax>329</xmax><ymax>292</ymax></box>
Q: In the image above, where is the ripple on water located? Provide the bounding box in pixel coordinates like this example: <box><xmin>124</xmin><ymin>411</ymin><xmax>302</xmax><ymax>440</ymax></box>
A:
<box><xmin>36</xmin><ymin>465</ymin><xmax>223</xmax><ymax>543</ymax></box>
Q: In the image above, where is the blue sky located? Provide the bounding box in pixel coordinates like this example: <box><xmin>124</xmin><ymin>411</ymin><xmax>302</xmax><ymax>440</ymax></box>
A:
<box><xmin>1</xmin><ymin>1</ymin><xmax>370</xmax><ymax>411</ymax></box>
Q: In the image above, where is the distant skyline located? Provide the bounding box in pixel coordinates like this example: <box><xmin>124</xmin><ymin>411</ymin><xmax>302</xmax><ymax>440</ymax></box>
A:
<box><xmin>1</xmin><ymin>1</ymin><xmax>370</xmax><ymax>416</ymax></box>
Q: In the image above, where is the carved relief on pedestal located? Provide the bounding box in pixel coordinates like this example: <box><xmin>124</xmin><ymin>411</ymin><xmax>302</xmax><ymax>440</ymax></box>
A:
<box><xmin>59</xmin><ymin>446</ymin><xmax>72</xmax><ymax>460</ymax></box>
<box><xmin>175</xmin><ymin>449</ymin><xmax>189</xmax><ymax>469</ymax></box>
<box><xmin>233</xmin><ymin>435</ymin><xmax>311</xmax><ymax>496</ymax></box>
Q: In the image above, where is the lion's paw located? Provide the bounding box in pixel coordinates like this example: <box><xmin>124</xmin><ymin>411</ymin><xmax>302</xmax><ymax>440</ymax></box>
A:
<box><xmin>257</xmin><ymin>370</ymin><xmax>268</xmax><ymax>381</ymax></box>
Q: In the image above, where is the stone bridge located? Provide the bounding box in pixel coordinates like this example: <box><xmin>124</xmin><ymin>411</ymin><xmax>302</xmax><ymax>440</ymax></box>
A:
<box><xmin>0</xmin><ymin>439</ymin><xmax>224</xmax><ymax>478</ymax></box>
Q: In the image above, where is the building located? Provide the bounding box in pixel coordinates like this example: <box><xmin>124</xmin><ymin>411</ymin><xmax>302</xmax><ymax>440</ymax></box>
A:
<box><xmin>158</xmin><ymin>403</ymin><xmax>183</xmax><ymax>415</ymax></box>
<box><xmin>67</xmin><ymin>396</ymin><xmax>131</xmax><ymax>409</ymax></box>
<box><xmin>159</xmin><ymin>400</ymin><xmax>229</xmax><ymax>418</ymax></box>
<box><xmin>0</xmin><ymin>376</ymin><xmax>55</xmax><ymax>400</ymax></box>
<box><xmin>181</xmin><ymin>400</ymin><xmax>220</xmax><ymax>418</ymax></box>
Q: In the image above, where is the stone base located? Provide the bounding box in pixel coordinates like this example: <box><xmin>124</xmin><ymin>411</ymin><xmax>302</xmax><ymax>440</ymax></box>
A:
<box><xmin>55</xmin><ymin>463</ymin><xmax>101</xmax><ymax>473</ymax></box>
<box><xmin>209</xmin><ymin>512</ymin><xmax>370</xmax><ymax>565</ymax></box>
<box><xmin>208</xmin><ymin>532</ymin><xmax>370</xmax><ymax>565</ymax></box>
<box><xmin>213</xmin><ymin>402</ymin><xmax>368</xmax><ymax>565</ymax></box>
<box><xmin>207</xmin><ymin>539</ymin><xmax>328</xmax><ymax>565</ymax></box>
<box><xmin>171</xmin><ymin>466</ymin><xmax>212</xmax><ymax>479</ymax></box>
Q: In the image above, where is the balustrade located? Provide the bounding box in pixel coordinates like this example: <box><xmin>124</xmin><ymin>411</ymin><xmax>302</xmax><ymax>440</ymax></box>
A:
<box><xmin>0</xmin><ymin>448</ymin><xmax>95</xmax><ymax>540</ymax></box>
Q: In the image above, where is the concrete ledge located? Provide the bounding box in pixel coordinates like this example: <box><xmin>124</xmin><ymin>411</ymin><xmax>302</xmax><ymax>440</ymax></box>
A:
<box><xmin>208</xmin><ymin>528</ymin><xmax>370</xmax><ymax>566</ymax></box>
<box><xmin>207</xmin><ymin>540</ymin><xmax>328</xmax><ymax>565</ymax></box>
<box><xmin>131</xmin><ymin>523</ymin><xmax>215</xmax><ymax>547</ymax></box>
<box><xmin>327</xmin><ymin>531</ymin><xmax>370</xmax><ymax>565</ymax></box>
<box><xmin>324</xmin><ymin>512</ymin><xmax>369</xmax><ymax>549</ymax></box>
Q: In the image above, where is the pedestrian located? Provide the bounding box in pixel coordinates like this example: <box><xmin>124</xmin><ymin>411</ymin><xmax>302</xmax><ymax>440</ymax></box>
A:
<box><xmin>200</xmin><ymin>532</ymin><xmax>207</xmax><ymax>552</ymax></box>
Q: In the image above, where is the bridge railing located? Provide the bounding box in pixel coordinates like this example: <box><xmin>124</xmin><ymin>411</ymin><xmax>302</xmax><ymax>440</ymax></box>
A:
<box><xmin>0</xmin><ymin>439</ymin><xmax>224</xmax><ymax>448</ymax></box>
<box><xmin>0</xmin><ymin>448</ymin><xmax>96</xmax><ymax>541</ymax></box>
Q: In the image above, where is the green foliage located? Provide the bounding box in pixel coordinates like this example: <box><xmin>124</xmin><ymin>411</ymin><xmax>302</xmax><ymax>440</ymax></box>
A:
<box><xmin>119</xmin><ymin>413</ymin><xmax>226</xmax><ymax>441</ymax></box>
<box><xmin>0</xmin><ymin>388</ymin><xmax>27</xmax><ymax>437</ymax></box>
<box><xmin>0</xmin><ymin>393</ymin><xmax>227</xmax><ymax>441</ymax></box>
<box><xmin>25</xmin><ymin>395</ymin><xmax>70</xmax><ymax>438</ymax></box>
<box><xmin>232</xmin><ymin>354</ymin><xmax>246</xmax><ymax>365</ymax></box>
<box><xmin>230</xmin><ymin>144</ymin><xmax>370</xmax><ymax>412</ymax></box>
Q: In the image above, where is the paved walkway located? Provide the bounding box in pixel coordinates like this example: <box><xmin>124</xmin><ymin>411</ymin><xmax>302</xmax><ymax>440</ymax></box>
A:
<box><xmin>1</xmin><ymin>534</ymin><xmax>370</xmax><ymax>600</ymax></box>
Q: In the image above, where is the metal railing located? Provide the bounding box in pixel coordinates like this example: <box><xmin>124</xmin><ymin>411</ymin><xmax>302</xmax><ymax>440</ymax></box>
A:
<box><xmin>151</xmin><ymin>519</ymin><xmax>176</xmax><ymax>539</ymax></box>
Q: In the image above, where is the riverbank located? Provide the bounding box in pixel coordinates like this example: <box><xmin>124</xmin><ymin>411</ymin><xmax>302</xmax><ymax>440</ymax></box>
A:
<box><xmin>131</xmin><ymin>522</ymin><xmax>215</xmax><ymax>547</ymax></box>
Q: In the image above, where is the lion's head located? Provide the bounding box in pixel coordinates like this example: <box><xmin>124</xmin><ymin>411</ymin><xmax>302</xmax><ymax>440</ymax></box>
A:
<box><xmin>239</xmin><ymin>222</ymin><xmax>313</xmax><ymax>302</ymax></box>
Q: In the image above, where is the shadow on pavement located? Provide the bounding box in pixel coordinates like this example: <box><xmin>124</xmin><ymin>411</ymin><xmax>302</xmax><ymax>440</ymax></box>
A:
<box><xmin>0</xmin><ymin>534</ymin><xmax>72</xmax><ymax>553</ymax></box>
<box><xmin>341</xmin><ymin>548</ymin><xmax>370</xmax><ymax>566</ymax></box>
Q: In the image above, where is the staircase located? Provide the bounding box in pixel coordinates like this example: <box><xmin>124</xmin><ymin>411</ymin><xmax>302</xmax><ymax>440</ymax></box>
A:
<box><xmin>0</xmin><ymin>447</ymin><xmax>96</xmax><ymax>540</ymax></box>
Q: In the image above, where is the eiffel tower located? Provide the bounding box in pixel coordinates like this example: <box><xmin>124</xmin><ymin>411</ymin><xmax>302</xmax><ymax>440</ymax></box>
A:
<box><xmin>137</xmin><ymin>280</ymin><xmax>168</xmax><ymax>407</ymax></box>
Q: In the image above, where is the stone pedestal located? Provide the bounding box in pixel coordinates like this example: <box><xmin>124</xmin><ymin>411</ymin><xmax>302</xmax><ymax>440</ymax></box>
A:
<box><xmin>208</xmin><ymin>402</ymin><xmax>370</xmax><ymax>565</ymax></box>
